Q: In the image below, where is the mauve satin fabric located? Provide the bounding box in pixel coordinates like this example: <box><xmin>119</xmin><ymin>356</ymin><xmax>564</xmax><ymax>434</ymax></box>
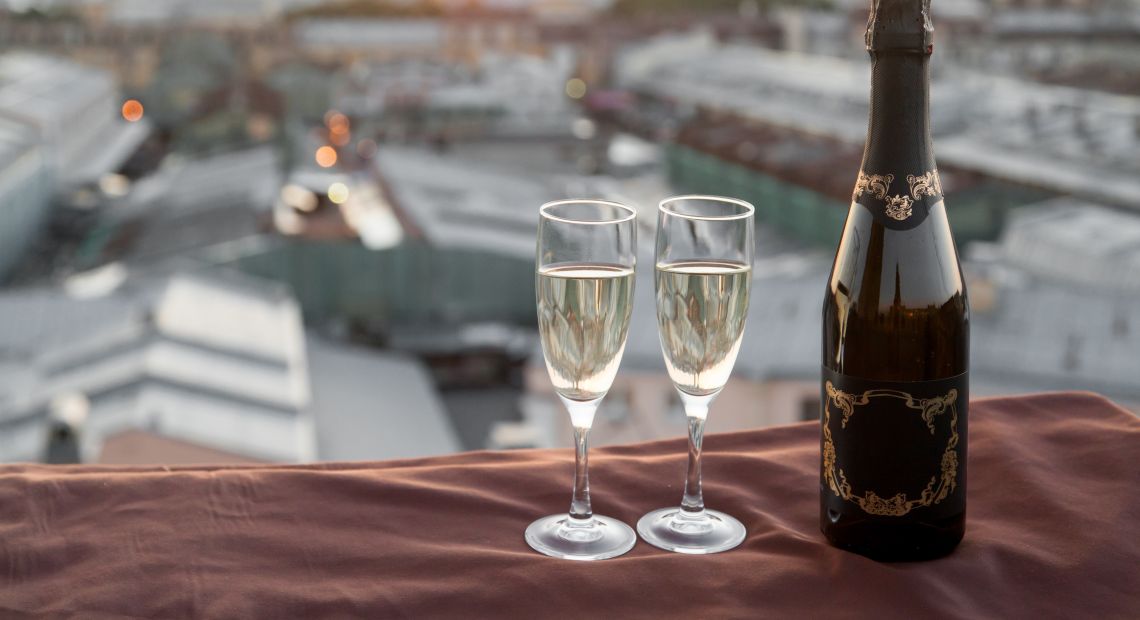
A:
<box><xmin>1</xmin><ymin>392</ymin><xmax>1138</xmax><ymax>619</ymax></box>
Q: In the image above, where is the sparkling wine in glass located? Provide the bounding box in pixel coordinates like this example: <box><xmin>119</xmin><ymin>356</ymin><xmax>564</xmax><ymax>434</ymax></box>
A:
<box><xmin>525</xmin><ymin>198</ymin><xmax>638</xmax><ymax>561</ymax></box>
<box><xmin>638</xmin><ymin>195</ymin><xmax>754</xmax><ymax>554</ymax></box>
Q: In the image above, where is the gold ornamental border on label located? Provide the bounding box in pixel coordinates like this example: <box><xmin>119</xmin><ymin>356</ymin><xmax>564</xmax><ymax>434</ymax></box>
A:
<box><xmin>822</xmin><ymin>381</ymin><xmax>960</xmax><ymax>517</ymax></box>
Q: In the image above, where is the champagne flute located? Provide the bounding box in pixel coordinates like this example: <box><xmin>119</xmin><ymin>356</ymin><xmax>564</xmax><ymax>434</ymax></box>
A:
<box><xmin>525</xmin><ymin>198</ymin><xmax>638</xmax><ymax>561</ymax></box>
<box><xmin>637</xmin><ymin>195</ymin><xmax>754</xmax><ymax>554</ymax></box>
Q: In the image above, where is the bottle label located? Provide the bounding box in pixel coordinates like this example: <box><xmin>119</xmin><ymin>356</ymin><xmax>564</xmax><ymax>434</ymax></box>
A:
<box><xmin>852</xmin><ymin>168</ymin><xmax>943</xmax><ymax>230</ymax></box>
<box><xmin>821</xmin><ymin>366</ymin><xmax>967</xmax><ymax>518</ymax></box>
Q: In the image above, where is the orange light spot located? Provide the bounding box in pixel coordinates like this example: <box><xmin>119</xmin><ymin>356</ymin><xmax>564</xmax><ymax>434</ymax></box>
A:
<box><xmin>315</xmin><ymin>146</ymin><xmax>337</xmax><ymax>168</ymax></box>
<box><xmin>326</xmin><ymin>112</ymin><xmax>350</xmax><ymax>134</ymax></box>
<box><xmin>330</xmin><ymin>127</ymin><xmax>351</xmax><ymax>146</ymax></box>
<box><xmin>121</xmin><ymin>99</ymin><xmax>144</xmax><ymax>122</ymax></box>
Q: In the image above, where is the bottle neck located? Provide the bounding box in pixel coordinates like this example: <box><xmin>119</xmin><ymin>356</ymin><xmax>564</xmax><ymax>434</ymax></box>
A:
<box><xmin>859</xmin><ymin>52</ymin><xmax>934</xmax><ymax>175</ymax></box>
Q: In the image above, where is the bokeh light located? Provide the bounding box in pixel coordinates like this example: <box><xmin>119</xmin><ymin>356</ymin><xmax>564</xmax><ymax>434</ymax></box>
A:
<box><xmin>246</xmin><ymin>114</ymin><xmax>275</xmax><ymax>141</ymax></box>
<box><xmin>565</xmin><ymin>78</ymin><xmax>587</xmax><ymax>100</ymax></box>
<box><xmin>356</xmin><ymin>139</ymin><xmax>377</xmax><ymax>159</ymax></box>
<box><xmin>327</xmin><ymin>182</ymin><xmax>350</xmax><ymax>205</ymax></box>
<box><xmin>315</xmin><ymin>146</ymin><xmax>338</xmax><ymax>168</ymax></box>
<box><xmin>572</xmin><ymin>118</ymin><xmax>596</xmax><ymax>140</ymax></box>
<box><xmin>280</xmin><ymin>183</ymin><xmax>318</xmax><ymax>212</ymax></box>
<box><xmin>326</xmin><ymin>112</ymin><xmax>350</xmax><ymax>133</ymax></box>
<box><xmin>121</xmin><ymin>99</ymin><xmax>144</xmax><ymax>122</ymax></box>
<box><xmin>98</xmin><ymin>173</ymin><xmax>130</xmax><ymax>197</ymax></box>
<box><xmin>330</xmin><ymin>128</ymin><xmax>351</xmax><ymax>146</ymax></box>
<box><xmin>327</xmin><ymin>111</ymin><xmax>351</xmax><ymax>146</ymax></box>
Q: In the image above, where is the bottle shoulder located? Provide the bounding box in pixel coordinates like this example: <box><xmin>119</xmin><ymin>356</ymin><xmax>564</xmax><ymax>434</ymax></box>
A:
<box><xmin>827</xmin><ymin>201</ymin><xmax>967</xmax><ymax>310</ymax></box>
<box><xmin>823</xmin><ymin>201</ymin><xmax>969</xmax><ymax>380</ymax></box>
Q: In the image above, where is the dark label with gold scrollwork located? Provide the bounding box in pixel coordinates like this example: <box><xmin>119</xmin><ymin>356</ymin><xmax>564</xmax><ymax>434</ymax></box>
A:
<box><xmin>852</xmin><ymin>168</ymin><xmax>944</xmax><ymax>231</ymax></box>
<box><xmin>820</xmin><ymin>366</ymin><xmax>967</xmax><ymax>519</ymax></box>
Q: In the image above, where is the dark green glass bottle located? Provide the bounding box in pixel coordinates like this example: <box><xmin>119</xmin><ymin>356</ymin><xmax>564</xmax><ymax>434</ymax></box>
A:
<box><xmin>821</xmin><ymin>0</ymin><xmax>969</xmax><ymax>561</ymax></box>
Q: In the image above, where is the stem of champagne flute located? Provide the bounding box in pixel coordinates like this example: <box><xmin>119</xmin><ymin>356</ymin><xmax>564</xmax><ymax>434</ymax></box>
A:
<box><xmin>679</xmin><ymin>395</ymin><xmax>712</xmax><ymax>516</ymax></box>
<box><xmin>569</xmin><ymin>425</ymin><xmax>592</xmax><ymax>521</ymax></box>
<box><xmin>560</xmin><ymin>397</ymin><xmax>599</xmax><ymax>525</ymax></box>
<box><xmin>681</xmin><ymin>416</ymin><xmax>706</xmax><ymax>513</ymax></box>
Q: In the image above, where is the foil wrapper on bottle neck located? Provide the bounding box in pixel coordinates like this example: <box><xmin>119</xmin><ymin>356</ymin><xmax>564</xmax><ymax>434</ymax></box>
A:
<box><xmin>865</xmin><ymin>0</ymin><xmax>934</xmax><ymax>54</ymax></box>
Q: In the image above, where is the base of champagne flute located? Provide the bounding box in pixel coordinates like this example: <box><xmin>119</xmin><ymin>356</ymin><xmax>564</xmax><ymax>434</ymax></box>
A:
<box><xmin>525</xmin><ymin>514</ymin><xmax>636</xmax><ymax>561</ymax></box>
<box><xmin>636</xmin><ymin>507</ymin><xmax>746</xmax><ymax>555</ymax></box>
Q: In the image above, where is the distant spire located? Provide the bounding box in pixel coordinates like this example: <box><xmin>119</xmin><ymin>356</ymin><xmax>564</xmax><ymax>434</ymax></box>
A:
<box><xmin>43</xmin><ymin>393</ymin><xmax>89</xmax><ymax>465</ymax></box>
<box><xmin>44</xmin><ymin>421</ymin><xmax>81</xmax><ymax>465</ymax></box>
<box><xmin>893</xmin><ymin>264</ymin><xmax>902</xmax><ymax>308</ymax></box>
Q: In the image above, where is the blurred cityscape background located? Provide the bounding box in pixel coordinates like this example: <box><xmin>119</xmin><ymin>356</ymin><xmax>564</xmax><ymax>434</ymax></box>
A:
<box><xmin>0</xmin><ymin>0</ymin><xmax>1137</xmax><ymax>465</ymax></box>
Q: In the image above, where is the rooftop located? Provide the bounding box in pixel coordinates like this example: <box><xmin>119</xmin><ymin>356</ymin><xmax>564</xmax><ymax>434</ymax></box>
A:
<box><xmin>0</xmin><ymin>115</ymin><xmax>36</xmax><ymax>170</ymax></box>
<box><xmin>0</xmin><ymin>268</ymin><xmax>315</xmax><ymax>463</ymax></box>
<box><xmin>306</xmin><ymin>335</ymin><xmax>462</xmax><ymax>461</ymax></box>
<box><xmin>978</xmin><ymin>198</ymin><xmax>1140</xmax><ymax>293</ymax></box>
<box><xmin>108</xmin><ymin>147</ymin><xmax>280</xmax><ymax>264</ymax></box>
<box><xmin>971</xmin><ymin>273</ymin><xmax>1140</xmax><ymax>401</ymax></box>
<box><xmin>619</xmin><ymin>35</ymin><xmax>1140</xmax><ymax>209</ymax></box>
<box><xmin>0</xmin><ymin>52</ymin><xmax>149</xmax><ymax>187</ymax></box>
<box><xmin>375</xmin><ymin>146</ymin><xmax>556</xmax><ymax>260</ymax></box>
<box><xmin>0</xmin><ymin>53</ymin><xmax>111</xmax><ymax>127</ymax></box>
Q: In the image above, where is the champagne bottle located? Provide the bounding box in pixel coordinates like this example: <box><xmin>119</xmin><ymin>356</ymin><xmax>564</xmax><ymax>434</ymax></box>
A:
<box><xmin>820</xmin><ymin>0</ymin><xmax>969</xmax><ymax>561</ymax></box>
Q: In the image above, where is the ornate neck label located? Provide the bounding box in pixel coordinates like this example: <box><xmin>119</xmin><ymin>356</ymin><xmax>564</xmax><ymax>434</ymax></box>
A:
<box><xmin>853</xmin><ymin>168</ymin><xmax>943</xmax><ymax>229</ymax></box>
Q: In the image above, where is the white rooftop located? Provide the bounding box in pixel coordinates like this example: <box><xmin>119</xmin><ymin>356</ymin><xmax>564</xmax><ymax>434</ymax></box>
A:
<box><xmin>996</xmin><ymin>198</ymin><xmax>1140</xmax><ymax>292</ymax></box>
<box><xmin>117</xmin><ymin>147</ymin><xmax>281</xmax><ymax>263</ymax></box>
<box><xmin>618</xmin><ymin>36</ymin><xmax>1140</xmax><ymax>208</ymax></box>
<box><xmin>0</xmin><ymin>268</ymin><xmax>316</xmax><ymax>463</ymax></box>
<box><xmin>306</xmin><ymin>335</ymin><xmax>462</xmax><ymax>461</ymax></box>
<box><xmin>0</xmin><ymin>53</ymin><xmax>110</xmax><ymax>126</ymax></box>
<box><xmin>375</xmin><ymin>146</ymin><xmax>553</xmax><ymax>260</ymax></box>
<box><xmin>0</xmin><ymin>52</ymin><xmax>149</xmax><ymax>187</ymax></box>
<box><xmin>0</xmin><ymin>263</ymin><xmax>468</xmax><ymax>464</ymax></box>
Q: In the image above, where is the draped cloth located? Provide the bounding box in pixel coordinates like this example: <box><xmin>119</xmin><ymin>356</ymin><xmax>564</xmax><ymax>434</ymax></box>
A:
<box><xmin>1</xmin><ymin>392</ymin><xmax>1138</xmax><ymax>618</ymax></box>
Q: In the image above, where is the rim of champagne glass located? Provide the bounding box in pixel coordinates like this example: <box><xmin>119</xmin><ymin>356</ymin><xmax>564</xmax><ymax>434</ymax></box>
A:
<box><xmin>540</xmin><ymin>198</ymin><xmax>638</xmax><ymax>225</ymax></box>
<box><xmin>658</xmin><ymin>195</ymin><xmax>755</xmax><ymax>221</ymax></box>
